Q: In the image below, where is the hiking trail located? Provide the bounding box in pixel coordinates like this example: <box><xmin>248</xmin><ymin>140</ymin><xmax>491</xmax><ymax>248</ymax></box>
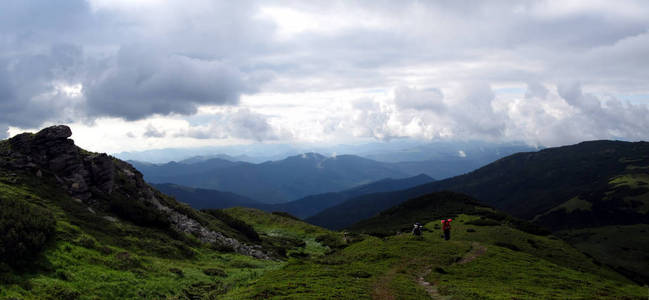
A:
<box><xmin>417</xmin><ymin>242</ymin><xmax>487</xmax><ymax>299</ymax></box>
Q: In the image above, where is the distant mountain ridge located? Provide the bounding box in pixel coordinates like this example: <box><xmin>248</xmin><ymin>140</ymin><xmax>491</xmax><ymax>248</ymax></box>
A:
<box><xmin>154</xmin><ymin>174</ymin><xmax>434</xmax><ymax>219</ymax></box>
<box><xmin>152</xmin><ymin>183</ymin><xmax>261</xmax><ymax>209</ymax></box>
<box><xmin>132</xmin><ymin>153</ymin><xmax>419</xmax><ymax>203</ymax></box>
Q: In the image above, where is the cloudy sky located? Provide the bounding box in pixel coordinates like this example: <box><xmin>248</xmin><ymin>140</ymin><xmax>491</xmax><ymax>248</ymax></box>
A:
<box><xmin>2</xmin><ymin>0</ymin><xmax>649</xmax><ymax>154</ymax></box>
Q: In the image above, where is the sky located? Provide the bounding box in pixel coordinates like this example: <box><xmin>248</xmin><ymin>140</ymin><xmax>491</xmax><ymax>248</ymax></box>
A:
<box><xmin>1</xmin><ymin>0</ymin><xmax>649</xmax><ymax>154</ymax></box>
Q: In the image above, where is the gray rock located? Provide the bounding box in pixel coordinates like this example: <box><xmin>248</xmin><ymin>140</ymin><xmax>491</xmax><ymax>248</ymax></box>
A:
<box><xmin>2</xmin><ymin>124</ymin><xmax>271</xmax><ymax>260</ymax></box>
<box><xmin>34</xmin><ymin>125</ymin><xmax>72</xmax><ymax>140</ymax></box>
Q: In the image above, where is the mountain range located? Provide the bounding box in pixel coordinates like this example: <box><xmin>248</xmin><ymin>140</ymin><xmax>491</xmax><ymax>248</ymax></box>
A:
<box><xmin>155</xmin><ymin>173</ymin><xmax>434</xmax><ymax>219</ymax></box>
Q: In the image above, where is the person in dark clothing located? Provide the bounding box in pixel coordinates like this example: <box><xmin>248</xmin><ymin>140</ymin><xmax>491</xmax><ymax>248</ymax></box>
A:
<box><xmin>412</xmin><ymin>222</ymin><xmax>422</xmax><ymax>236</ymax></box>
<box><xmin>441</xmin><ymin>218</ymin><xmax>452</xmax><ymax>240</ymax></box>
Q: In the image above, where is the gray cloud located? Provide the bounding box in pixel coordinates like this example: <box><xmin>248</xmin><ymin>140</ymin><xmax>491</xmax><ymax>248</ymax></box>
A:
<box><xmin>394</xmin><ymin>87</ymin><xmax>445</xmax><ymax>111</ymax></box>
<box><xmin>179</xmin><ymin>109</ymin><xmax>288</xmax><ymax>142</ymax></box>
<box><xmin>0</xmin><ymin>0</ymin><xmax>272</xmax><ymax>128</ymax></box>
<box><xmin>0</xmin><ymin>44</ymin><xmax>85</xmax><ymax>129</ymax></box>
<box><xmin>525</xmin><ymin>82</ymin><xmax>549</xmax><ymax>99</ymax></box>
<box><xmin>143</xmin><ymin>124</ymin><xmax>166</xmax><ymax>138</ymax></box>
<box><xmin>1</xmin><ymin>0</ymin><xmax>648</xmax><ymax>147</ymax></box>
<box><xmin>451</xmin><ymin>83</ymin><xmax>506</xmax><ymax>138</ymax></box>
<box><xmin>83</xmin><ymin>46</ymin><xmax>258</xmax><ymax>120</ymax></box>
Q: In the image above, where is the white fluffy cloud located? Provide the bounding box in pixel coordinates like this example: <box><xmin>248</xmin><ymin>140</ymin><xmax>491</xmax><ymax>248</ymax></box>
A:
<box><xmin>1</xmin><ymin>0</ymin><xmax>649</xmax><ymax>150</ymax></box>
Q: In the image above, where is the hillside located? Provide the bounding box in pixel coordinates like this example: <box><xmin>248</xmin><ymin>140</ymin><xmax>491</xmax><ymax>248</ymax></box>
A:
<box><xmin>132</xmin><ymin>152</ymin><xmax>413</xmax><ymax>203</ymax></box>
<box><xmin>0</xmin><ymin>126</ymin><xmax>304</xmax><ymax>299</ymax></box>
<box><xmin>223</xmin><ymin>197</ymin><xmax>645</xmax><ymax>299</ymax></box>
<box><xmin>345</xmin><ymin>191</ymin><xmax>547</xmax><ymax>237</ymax></box>
<box><xmin>307</xmin><ymin>140</ymin><xmax>649</xmax><ymax>283</ymax></box>
<box><xmin>308</xmin><ymin>140</ymin><xmax>649</xmax><ymax>229</ymax></box>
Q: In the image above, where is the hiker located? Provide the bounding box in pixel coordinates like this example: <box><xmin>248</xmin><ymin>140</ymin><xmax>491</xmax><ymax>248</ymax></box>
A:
<box><xmin>441</xmin><ymin>218</ymin><xmax>452</xmax><ymax>240</ymax></box>
<box><xmin>412</xmin><ymin>222</ymin><xmax>422</xmax><ymax>236</ymax></box>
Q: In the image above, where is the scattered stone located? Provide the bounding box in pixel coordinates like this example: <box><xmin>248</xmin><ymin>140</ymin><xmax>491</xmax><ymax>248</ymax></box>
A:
<box><xmin>169</xmin><ymin>268</ymin><xmax>184</xmax><ymax>277</ymax></box>
<box><xmin>103</xmin><ymin>216</ymin><xmax>118</xmax><ymax>223</ymax></box>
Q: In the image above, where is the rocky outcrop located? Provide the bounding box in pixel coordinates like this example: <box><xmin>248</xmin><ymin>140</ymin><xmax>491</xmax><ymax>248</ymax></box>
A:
<box><xmin>1</xmin><ymin>125</ymin><xmax>269</xmax><ymax>259</ymax></box>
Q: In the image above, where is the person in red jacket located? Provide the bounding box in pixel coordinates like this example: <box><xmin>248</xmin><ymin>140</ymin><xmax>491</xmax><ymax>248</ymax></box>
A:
<box><xmin>441</xmin><ymin>218</ymin><xmax>452</xmax><ymax>240</ymax></box>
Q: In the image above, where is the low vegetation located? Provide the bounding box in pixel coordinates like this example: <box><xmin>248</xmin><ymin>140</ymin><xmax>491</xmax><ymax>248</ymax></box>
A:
<box><xmin>0</xmin><ymin>184</ymin><xmax>56</xmax><ymax>267</ymax></box>
<box><xmin>0</xmin><ymin>171</ymin><xmax>284</xmax><ymax>299</ymax></box>
<box><xmin>224</xmin><ymin>214</ymin><xmax>645</xmax><ymax>299</ymax></box>
<box><xmin>558</xmin><ymin>224</ymin><xmax>649</xmax><ymax>284</ymax></box>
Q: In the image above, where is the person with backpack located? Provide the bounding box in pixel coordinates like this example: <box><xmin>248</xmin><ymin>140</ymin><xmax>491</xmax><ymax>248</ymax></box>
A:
<box><xmin>412</xmin><ymin>222</ymin><xmax>422</xmax><ymax>236</ymax></box>
<box><xmin>441</xmin><ymin>218</ymin><xmax>452</xmax><ymax>240</ymax></box>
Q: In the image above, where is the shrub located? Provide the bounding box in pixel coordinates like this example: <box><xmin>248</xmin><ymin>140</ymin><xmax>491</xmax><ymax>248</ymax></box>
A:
<box><xmin>202</xmin><ymin>209</ymin><xmax>260</xmax><ymax>242</ymax></box>
<box><xmin>0</xmin><ymin>197</ymin><xmax>56</xmax><ymax>267</ymax></box>
<box><xmin>111</xmin><ymin>251</ymin><xmax>143</xmax><ymax>270</ymax></box>
<box><xmin>271</xmin><ymin>211</ymin><xmax>300</xmax><ymax>220</ymax></box>
<box><xmin>494</xmin><ymin>241</ymin><xmax>521</xmax><ymax>251</ymax></box>
<box><xmin>109</xmin><ymin>196</ymin><xmax>170</xmax><ymax>229</ymax></box>
<box><xmin>169</xmin><ymin>267</ymin><xmax>184</xmax><ymax>277</ymax></box>
<box><xmin>210</xmin><ymin>242</ymin><xmax>235</xmax><ymax>253</ymax></box>
<box><xmin>183</xmin><ymin>282</ymin><xmax>227</xmax><ymax>299</ymax></box>
<box><xmin>316</xmin><ymin>234</ymin><xmax>345</xmax><ymax>249</ymax></box>
<box><xmin>466</xmin><ymin>228</ymin><xmax>476</xmax><ymax>233</ymax></box>
<box><xmin>56</xmin><ymin>270</ymin><xmax>72</xmax><ymax>281</ymax></box>
<box><xmin>45</xmin><ymin>284</ymin><xmax>80</xmax><ymax>300</ymax></box>
<box><xmin>76</xmin><ymin>235</ymin><xmax>96</xmax><ymax>249</ymax></box>
<box><xmin>203</xmin><ymin>268</ymin><xmax>227</xmax><ymax>277</ymax></box>
<box><xmin>465</xmin><ymin>218</ymin><xmax>501</xmax><ymax>226</ymax></box>
<box><xmin>348</xmin><ymin>270</ymin><xmax>372</xmax><ymax>278</ymax></box>
<box><xmin>288</xmin><ymin>251</ymin><xmax>309</xmax><ymax>258</ymax></box>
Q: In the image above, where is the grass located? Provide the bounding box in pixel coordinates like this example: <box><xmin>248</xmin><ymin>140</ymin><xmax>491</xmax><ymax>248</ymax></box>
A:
<box><xmin>558</xmin><ymin>224</ymin><xmax>649</xmax><ymax>284</ymax></box>
<box><xmin>550</xmin><ymin>197</ymin><xmax>593</xmax><ymax>213</ymax></box>
<box><xmin>0</xmin><ymin>171</ymin><xmax>284</xmax><ymax>299</ymax></box>
<box><xmin>224</xmin><ymin>207</ymin><xmax>345</xmax><ymax>257</ymax></box>
<box><xmin>221</xmin><ymin>214</ymin><xmax>646</xmax><ymax>299</ymax></box>
<box><xmin>610</xmin><ymin>174</ymin><xmax>649</xmax><ymax>189</ymax></box>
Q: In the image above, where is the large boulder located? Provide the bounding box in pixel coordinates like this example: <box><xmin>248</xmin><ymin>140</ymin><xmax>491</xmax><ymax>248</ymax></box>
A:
<box><xmin>34</xmin><ymin>125</ymin><xmax>72</xmax><ymax>140</ymax></box>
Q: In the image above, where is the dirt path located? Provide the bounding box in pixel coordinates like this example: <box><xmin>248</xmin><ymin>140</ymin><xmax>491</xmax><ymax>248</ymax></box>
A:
<box><xmin>458</xmin><ymin>242</ymin><xmax>487</xmax><ymax>265</ymax></box>
<box><xmin>416</xmin><ymin>268</ymin><xmax>449</xmax><ymax>300</ymax></box>
<box><xmin>372</xmin><ymin>268</ymin><xmax>397</xmax><ymax>300</ymax></box>
<box><xmin>417</xmin><ymin>242</ymin><xmax>487</xmax><ymax>299</ymax></box>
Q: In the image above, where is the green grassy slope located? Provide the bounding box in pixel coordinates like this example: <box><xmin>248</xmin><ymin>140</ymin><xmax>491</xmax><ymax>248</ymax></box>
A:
<box><xmin>221</xmin><ymin>214</ymin><xmax>645</xmax><ymax>299</ymax></box>
<box><xmin>0</xmin><ymin>169</ymin><xmax>284</xmax><ymax>299</ymax></box>
<box><xmin>224</xmin><ymin>207</ymin><xmax>346</xmax><ymax>257</ymax></box>
<box><xmin>558</xmin><ymin>224</ymin><xmax>649</xmax><ymax>284</ymax></box>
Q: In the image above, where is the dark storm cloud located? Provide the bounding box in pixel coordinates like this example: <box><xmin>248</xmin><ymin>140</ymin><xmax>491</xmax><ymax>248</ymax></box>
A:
<box><xmin>0</xmin><ymin>44</ymin><xmax>85</xmax><ymax>132</ymax></box>
<box><xmin>0</xmin><ymin>0</ymin><xmax>272</xmax><ymax>130</ymax></box>
<box><xmin>83</xmin><ymin>46</ymin><xmax>259</xmax><ymax>120</ymax></box>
